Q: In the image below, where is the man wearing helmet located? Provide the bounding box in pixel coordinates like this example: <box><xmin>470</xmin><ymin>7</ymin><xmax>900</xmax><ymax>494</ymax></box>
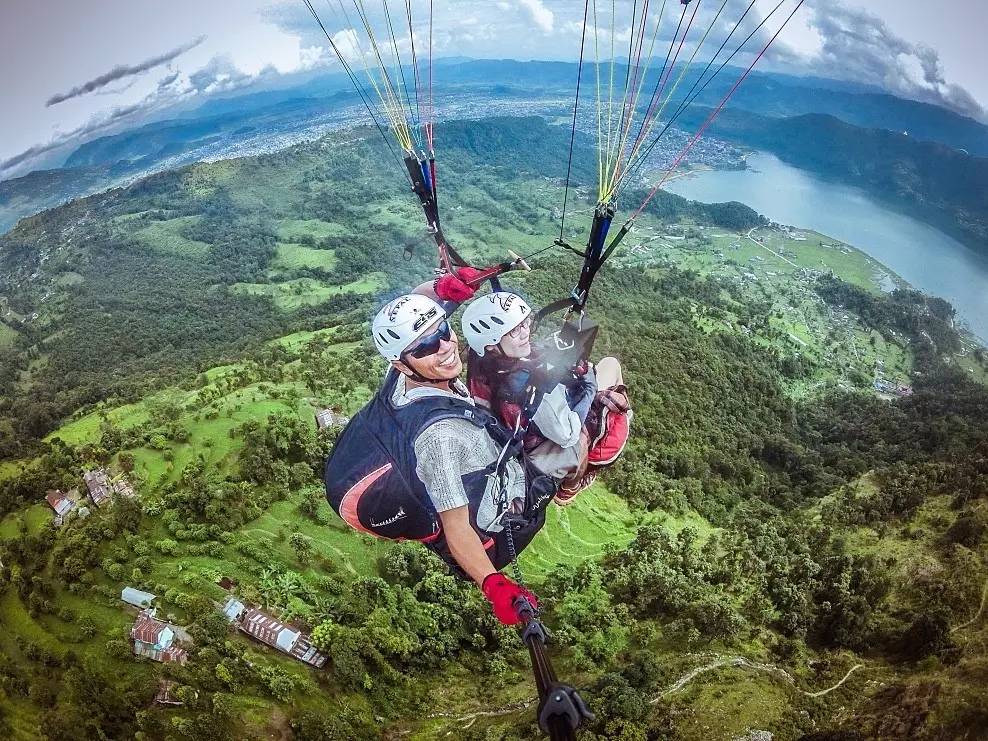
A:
<box><xmin>358</xmin><ymin>292</ymin><xmax>551</xmax><ymax>626</ymax></box>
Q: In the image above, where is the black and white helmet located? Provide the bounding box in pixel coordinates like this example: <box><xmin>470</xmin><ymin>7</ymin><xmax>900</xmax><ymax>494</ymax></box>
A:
<box><xmin>372</xmin><ymin>294</ymin><xmax>446</xmax><ymax>361</ymax></box>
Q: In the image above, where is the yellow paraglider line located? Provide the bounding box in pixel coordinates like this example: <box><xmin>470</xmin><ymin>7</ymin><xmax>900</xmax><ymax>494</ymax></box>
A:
<box><xmin>603</xmin><ymin>0</ymin><xmax>668</xmax><ymax>203</ymax></box>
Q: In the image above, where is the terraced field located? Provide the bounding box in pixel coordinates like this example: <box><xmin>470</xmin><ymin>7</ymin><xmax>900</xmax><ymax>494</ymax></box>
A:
<box><xmin>230</xmin><ymin>274</ymin><xmax>385</xmax><ymax>310</ymax></box>
<box><xmin>270</xmin><ymin>243</ymin><xmax>337</xmax><ymax>272</ymax></box>
<box><xmin>131</xmin><ymin>215</ymin><xmax>211</xmax><ymax>258</ymax></box>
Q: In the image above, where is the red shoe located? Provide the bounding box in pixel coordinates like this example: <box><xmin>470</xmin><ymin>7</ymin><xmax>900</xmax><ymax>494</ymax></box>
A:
<box><xmin>554</xmin><ymin>470</ymin><xmax>597</xmax><ymax>506</ymax></box>
<box><xmin>588</xmin><ymin>407</ymin><xmax>632</xmax><ymax>467</ymax></box>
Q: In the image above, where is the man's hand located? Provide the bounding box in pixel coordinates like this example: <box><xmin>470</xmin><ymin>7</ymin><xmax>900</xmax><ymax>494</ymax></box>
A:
<box><xmin>482</xmin><ymin>573</ymin><xmax>539</xmax><ymax>626</ymax></box>
<box><xmin>434</xmin><ymin>266</ymin><xmax>485</xmax><ymax>302</ymax></box>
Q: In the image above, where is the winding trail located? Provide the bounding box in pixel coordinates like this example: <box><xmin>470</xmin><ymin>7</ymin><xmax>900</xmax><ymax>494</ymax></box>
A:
<box><xmin>802</xmin><ymin>663</ymin><xmax>865</xmax><ymax>698</ymax></box>
<box><xmin>426</xmin><ymin>655</ymin><xmax>866</xmax><ymax>729</ymax></box>
<box><xmin>951</xmin><ymin>575</ymin><xmax>988</xmax><ymax>634</ymax></box>
<box><xmin>651</xmin><ymin>655</ymin><xmax>865</xmax><ymax>702</ymax></box>
<box><xmin>427</xmin><ymin>699</ymin><xmax>537</xmax><ymax>727</ymax></box>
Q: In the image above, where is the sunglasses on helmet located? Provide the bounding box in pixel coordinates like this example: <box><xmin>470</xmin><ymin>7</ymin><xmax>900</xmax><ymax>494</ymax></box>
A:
<box><xmin>402</xmin><ymin>319</ymin><xmax>452</xmax><ymax>359</ymax></box>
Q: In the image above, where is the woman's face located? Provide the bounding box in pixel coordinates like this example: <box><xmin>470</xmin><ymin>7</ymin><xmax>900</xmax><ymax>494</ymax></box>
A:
<box><xmin>496</xmin><ymin>317</ymin><xmax>532</xmax><ymax>359</ymax></box>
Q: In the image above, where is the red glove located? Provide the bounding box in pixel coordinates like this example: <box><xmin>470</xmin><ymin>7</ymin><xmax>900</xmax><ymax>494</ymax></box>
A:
<box><xmin>434</xmin><ymin>266</ymin><xmax>485</xmax><ymax>303</ymax></box>
<box><xmin>482</xmin><ymin>573</ymin><xmax>538</xmax><ymax>626</ymax></box>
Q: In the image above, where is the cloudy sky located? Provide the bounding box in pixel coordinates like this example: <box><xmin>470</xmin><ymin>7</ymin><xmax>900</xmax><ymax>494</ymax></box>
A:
<box><xmin>1</xmin><ymin>0</ymin><xmax>985</xmax><ymax>179</ymax></box>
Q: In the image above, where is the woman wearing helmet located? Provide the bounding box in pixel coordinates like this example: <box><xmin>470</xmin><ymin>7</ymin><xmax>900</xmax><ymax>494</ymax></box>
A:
<box><xmin>462</xmin><ymin>292</ymin><xmax>631</xmax><ymax>504</ymax></box>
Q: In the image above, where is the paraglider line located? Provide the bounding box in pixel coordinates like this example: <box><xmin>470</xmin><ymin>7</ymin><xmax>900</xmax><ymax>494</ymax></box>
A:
<box><xmin>558</xmin><ymin>0</ymin><xmax>591</xmax><ymax>243</ymax></box>
<box><xmin>302</xmin><ymin>0</ymin><xmax>406</xmax><ymax>177</ymax></box>
<box><xmin>631</xmin><ymin>0</ymin><xmax>806</xmax><ymax>221</ymax></box>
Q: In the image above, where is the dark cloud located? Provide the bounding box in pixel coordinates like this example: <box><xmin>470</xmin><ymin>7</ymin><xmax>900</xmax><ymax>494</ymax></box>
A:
<box><xmin>0</xmin><ymin>101</ymin><xmax>147</xmax><ymax>177</ymax></box>
<box><xmin>45</xmin><ymin>35</ymin><xmax>206</xmax><ymax>106</ymax></box>
<box><xmin>157</xmin><ymin>70</ymin><xmax>182</xmax><ymax>89</ymax></box>
<box><xmin>0</xmin><ymin>140</ymin><xmax>66</xmax><ymax>174</ymax></box>
<box><xmin>2</xmin><ymin>55</ymin><xmax>283</xmax><ymax>179</ymax></box>
<box><xmin>805</xmin><ymin>0</ymin><xmax>984</xmax><ymax>119</ymax></box>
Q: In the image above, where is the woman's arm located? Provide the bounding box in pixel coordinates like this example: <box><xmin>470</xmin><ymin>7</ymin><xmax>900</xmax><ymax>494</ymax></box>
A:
<box><xmin>529</xmin><ymin>369</ymin><xmax>597</xmax><ymax>448</ymax></box>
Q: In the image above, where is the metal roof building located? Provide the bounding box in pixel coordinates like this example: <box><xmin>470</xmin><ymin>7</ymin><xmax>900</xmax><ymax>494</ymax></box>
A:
<box><xmin>121</xmin><ymin>587</ymin><xmax>156</xmax><ymax>608</ymax></box>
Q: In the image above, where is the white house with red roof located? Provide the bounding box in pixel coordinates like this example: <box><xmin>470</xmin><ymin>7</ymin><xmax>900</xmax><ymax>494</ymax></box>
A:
<box><xmin>45</xmin><ymin>490</ymin><xmax>74</xmax><ymax>518</ymax></box>
<box><xmin>237</xmin><ymin>606</ymin><xmax>327</xmax><ymax>668</ymax></box>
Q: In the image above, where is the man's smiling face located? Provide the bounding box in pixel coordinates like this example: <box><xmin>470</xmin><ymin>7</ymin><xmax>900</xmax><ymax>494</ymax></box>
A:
<box><xmin>396</xmin><ymin>317</ymin><xmax>462</xmax><ymax>381</ymax></box>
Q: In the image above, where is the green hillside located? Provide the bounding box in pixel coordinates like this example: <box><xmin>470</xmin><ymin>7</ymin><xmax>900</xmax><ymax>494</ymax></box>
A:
<box><xmin>1</xmin><ymin>118</ymin><xmax>987</xmax><ymax>740</ymax></box>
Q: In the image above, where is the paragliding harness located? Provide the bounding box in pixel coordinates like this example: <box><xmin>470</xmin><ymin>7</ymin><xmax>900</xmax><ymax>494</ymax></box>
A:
<box><xmin>323</xmin><ymin>369</ymin><xmax>556</xmax><ymax>573</ymax></box>
<box><xmin>403</xmin><ymin>151</ymin><xmax>530</xmax><ymax>287</ymax></box>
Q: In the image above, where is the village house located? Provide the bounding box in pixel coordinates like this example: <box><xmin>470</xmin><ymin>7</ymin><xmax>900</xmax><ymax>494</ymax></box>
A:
<box><xmin>315</xmin><ymin>408</ymin><xmax>349</xmax><ymax>430</ymax></box>
<box><xmin>232</xmin><ymin>601</ymin><xmax>327</xmax><ymax>668</ymax></box>
<box><xmin>44</xmin><ymin>488</ymin><xmax>87</xmax><ymax>526</ymax></box>
<box><xmin>83</xmin><ymin>468</ymin><xmax>136</xmax><ymax>507</ymax></box>
<box><xmin>130</xmin><ymin>610</ymin><xmax>188</xmax><ymax>665</ymax></box>
<box><xmin>83</xmin><ymin>469</ymin><xmax>112</xmax><ymax>506</ymax></box>
<box><xmin>45</xmin><ymin>489</ymin><xmax>75</xmax><ymax>521</ymax></box>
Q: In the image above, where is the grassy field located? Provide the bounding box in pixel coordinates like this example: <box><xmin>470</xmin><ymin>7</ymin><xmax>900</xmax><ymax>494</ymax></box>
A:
<box><xmin>230</xmin><ymin>274</ymin><xmax>384</xmax><ymax>310</ymax></box>
<box><xmin>46</xmin><ymin>399</ymin><xmax>151</xmax><ymax>446</ymax></box>
<box><xmin>276</xmin><ymin>218</ymin><xmax>349</xmax><ymax>242</ymax></box>
<box><xmin>0</xmin><ymin>321</ymin><xmax>18</xmax><ymax>349</ymax></box>
<box><xmin>270</xmin><ymin>242</ymin><xmax>337</xmax><ymax>272</ymax></box>
<box><xmin>0</xmin><ymin>458</ymin><xmax>26</xmax><ymax>482</ymax></box>
<box><xmin>0</xmin><ymin>503</ymin><xmax>51</xmax><ymax>539</ymax></box>
<box><xmin>131</xmin><ymin>215</ymin><xmax>211</xmax><ymax>259</ymax></box>
<box><xmin>127</xmin><ymin>387</ymin><xmax>313</xmax><ymax>486</ymax></box>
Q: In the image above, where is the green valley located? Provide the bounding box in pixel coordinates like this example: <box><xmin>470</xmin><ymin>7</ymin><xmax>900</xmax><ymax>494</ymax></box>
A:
<box><xmin>0</xmin><ymin>118</ymin><xmax>986</xmax><ymax>741</ymax></box>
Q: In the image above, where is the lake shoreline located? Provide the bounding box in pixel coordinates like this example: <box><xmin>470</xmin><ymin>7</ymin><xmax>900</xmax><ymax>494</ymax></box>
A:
<box><xmin>667</xmin><ymin>152</ymin><xmax>988</xmax><ymax>344</ymax></box>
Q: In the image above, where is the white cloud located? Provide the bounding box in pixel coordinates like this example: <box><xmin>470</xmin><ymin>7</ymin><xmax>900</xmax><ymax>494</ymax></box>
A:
<box><xmin>791</xmin><ymin>0</ymin><xmax>984</xmax><ymax>119</ymax></box>
<box><xmin>517</xmin><ymin>0</ymin><xmax>554</xmax><ymax>34</ymax></box>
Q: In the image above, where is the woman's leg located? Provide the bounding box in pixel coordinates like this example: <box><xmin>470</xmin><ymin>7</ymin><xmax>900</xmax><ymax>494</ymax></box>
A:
<box><xmin>594</xmin><ymin>356</ymin><xmax>624</xmax><ymax>390</ymax></box>
<box><xmin>555</xmin><ymin>429</ymin><xmax>591</xmax><ymax>505</ymax></box>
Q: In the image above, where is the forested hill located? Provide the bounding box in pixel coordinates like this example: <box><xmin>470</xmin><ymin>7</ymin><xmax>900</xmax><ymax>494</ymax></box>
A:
<box><xmin>0</xmin><ymin>116</ymin><xmax>757</xmax><ymax>458</ymax></box>
<box><xmin>435</xmin><ymin>60</ymin><xmax>988</xmax><ymax>155</ymax></box>
<box><xmin>698</xmin><ymin>108</ymin><xmax>988</xmax><ymax>253</ymax></box>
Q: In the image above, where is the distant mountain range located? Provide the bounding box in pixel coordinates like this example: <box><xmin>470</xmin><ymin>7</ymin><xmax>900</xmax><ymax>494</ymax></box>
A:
<box><xmin>2</xmin><ymin>59</ymin><xmax>987</xmax><ymax>245</ymax></box>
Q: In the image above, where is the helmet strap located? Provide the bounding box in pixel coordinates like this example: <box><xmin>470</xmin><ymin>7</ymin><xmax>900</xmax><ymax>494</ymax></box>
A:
<box><xmin>404</xmin><ymin>369</ymin><xmax>450</xmax><ymax>385</ymax></box>
<box><xmin>394</xmin><ymin>360</ymin><xmax>453</xmax><ymax>388</ymax></box>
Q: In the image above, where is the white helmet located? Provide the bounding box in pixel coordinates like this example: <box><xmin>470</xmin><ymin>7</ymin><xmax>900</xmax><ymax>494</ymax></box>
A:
<box><xmin>461</xmin><ymin>291</ymin><xmax>532</xmax><ymax>357</ymax></box>
<box><xmin>372</xmin><ymin>294</ymin><xmax>446</xmax><ymax>361</ymax></box>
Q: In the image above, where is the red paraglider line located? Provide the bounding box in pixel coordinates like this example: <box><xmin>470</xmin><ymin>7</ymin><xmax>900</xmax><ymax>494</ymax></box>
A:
<box><xmin>631</xmin><ymin>0</ymin><xmax>806</xmax><ymax>221</ymax></box>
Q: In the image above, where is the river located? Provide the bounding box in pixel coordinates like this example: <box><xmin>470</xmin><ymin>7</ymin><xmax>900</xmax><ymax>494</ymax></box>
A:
<box><xmin>665</xmin><ymin>152</ymin><xmax>988</xmax><ymax>343</ymax></box>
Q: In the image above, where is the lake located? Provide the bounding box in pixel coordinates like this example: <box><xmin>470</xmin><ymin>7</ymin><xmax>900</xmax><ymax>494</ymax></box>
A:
<box><xmin>665</xmin><ymin>152</ymin><xmax>988</xmax><ymax>343</ymax></box>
